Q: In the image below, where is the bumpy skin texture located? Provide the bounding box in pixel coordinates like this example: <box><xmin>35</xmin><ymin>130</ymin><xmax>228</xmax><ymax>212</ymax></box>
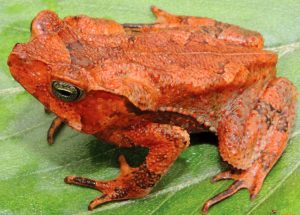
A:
<box><xmin>7</xmin><ymin>6</ymin><xmax>298</xmax><ymax>214</ymax></box>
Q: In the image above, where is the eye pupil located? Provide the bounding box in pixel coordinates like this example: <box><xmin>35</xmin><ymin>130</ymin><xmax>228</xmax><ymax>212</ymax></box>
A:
<box><xmin>57</xmin><ymin>89</ymin><xmax>72</xmax><ymax>97</ymax></box>
<box><xmin>51</xmin><ymin>81</ymin><xmax>83</xmax><ymax>102</ymax></box>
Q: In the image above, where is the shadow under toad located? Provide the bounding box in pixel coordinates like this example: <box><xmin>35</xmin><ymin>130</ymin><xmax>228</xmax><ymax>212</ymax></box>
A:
<box><xmin>34</xmin><ymin>118</ymin><xmax>221</xmax><ymax>184</ymax></box>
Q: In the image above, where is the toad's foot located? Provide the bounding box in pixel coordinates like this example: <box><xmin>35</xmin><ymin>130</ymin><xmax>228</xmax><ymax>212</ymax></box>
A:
<box><xmin>47</xmin><ymin>116</ymin><xmax>64</xmax><ymax>145</ymax></box>
<box><xmin>201</xmin><ymin>167</ymin><xmax>265</xmax><ymax>214</ymax></box>
<box><xmin>66</xmin><ymin>123</ymin><xmax>189</xmax><ymax>210</ymax></box>
<box><xmin>65</xmin><ymin>155</ymin><xmax>158</xmax><ymax>210</ymax></box>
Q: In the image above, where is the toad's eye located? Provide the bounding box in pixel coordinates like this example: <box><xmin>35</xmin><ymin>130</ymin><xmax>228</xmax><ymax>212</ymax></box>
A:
<box><xmin>51</xmin><ymin>81</ymin><xmax>83</xmax><ymax>102</ymax></box>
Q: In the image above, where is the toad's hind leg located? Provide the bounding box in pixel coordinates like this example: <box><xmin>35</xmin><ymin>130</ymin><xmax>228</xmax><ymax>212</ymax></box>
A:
<box><xmin>65</xmin><ymin>123</ymin><xmax>189</xmax><ymax>210</ymax></box>
<box><xmin>202</xmin><ymin>78</ymin><xmax>297</xmax><ymax>214</ymax></box>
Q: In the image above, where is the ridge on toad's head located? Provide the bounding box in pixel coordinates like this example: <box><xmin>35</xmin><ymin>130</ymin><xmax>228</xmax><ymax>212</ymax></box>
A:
<box><xmin>31</xmin><ymin>10</ymin><xmax>63</xmax><ymax>38</ymax></box>
<box><xmin>8</xmin><ymin>9</ymin><xmax>127</xmax><ymax>99</ymax></box>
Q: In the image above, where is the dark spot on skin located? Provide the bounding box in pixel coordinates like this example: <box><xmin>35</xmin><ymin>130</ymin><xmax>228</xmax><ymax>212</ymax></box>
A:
<box><xmin>276</xmin><ymin>115</ymin><xmax>288</xmax><ymax>132</ymax></box>
<box><xmin>216</xmin><ymin>61</ymin><xmax>229</xmax><ymax>74</ymax></box>
<box><xmin>255</xmin><ymin>102</ymin><xmax>265</xmax><ymax>115</ymax></box>
<box><xmin>202</xmin><ymin>40</ymin><xmax>209</xmax><ymax>44</ymax></box>
<box><xmin>231</xmin><ymin>180</ymin><xmax>243</xmax><ymax>190</ymax></box>
<box><xmin>269</xmin><ymin>104</ymin><xmax>275</xmax><ymax>111</ymax></box>
<box><xmin>120</xmin><ymin>135</ymin><xmax>135</xmax><ymax>147</ymax></box>
<box><xmin>265</xmin><ymin>116</ymin><xmax>272</xmax><ymax>129</ymax></box>
<box><xmin>73</xmin><ymin>177</ymin><xmax>96</xmax><ymax>187</ymax></box>
<box><xmin>179</xmin><ymin>16</ymin><xmax>188</xmax><ymax>25</ymax></box>
<box><xmin>128</xmin><ymin>36</ymin><xmax>136</xmax><ymax>44</ymax></box>
<box><xmin>66</xmin><ymin>40</ymin><xmax>84</xmax><ymax>51</ymax></box>
<box><xmin>200</xmin><ymin>26</ymin><xmax>210</xmax><ymax>34</ymax></box>
<box><xmin>122</xmin><ymin>23</ymin><xmax>155</xmax><ymax>28</ymax></box>
<box><xmin>215</xmin><ymin>21</ymin><xmax>230</xmax><ymax>29</ymax></box>
<box><xmin>259</xmin><ymin>151</ymin><xmax>277</xmax><ymax>172</ymax></box>
<box><xmin>255</xmin><ymin>101</ymin><xmax>286</xmax><ymax>130</ymax></box>
<box><xmin>218</xmin><ymin>62</ymin><xmax>225</xmax><ymax>69</ymax></box>
<box><xmin>133</xmin><ymin>163</ymin><xmax>161</xmax><ymax>189</ymax></box>
<box><xmin>182</xmin><ymin>140</ymin><xmax>189</xmax><ymax>146</ymax></box>
<box><xmin>262</xmin><ymin>162</ymin><xmax>270</xmax><ymax>171</ymax></box>
<box><xmin>89</xmin><ymin>194</ymin><xmax>108</xmax><ymax>206</ymax></box>
<box><xmin>156</xmin><ymin>154</ymin><xmax>167</xmax><ymax>162</ymax></box>
<box><xmin>215</xmin><ymin>26</ymin><xmax>223</xmax><ymax>36</ymax></box>
<box><xmin>71</xmin><ymin>55</ymin><xmax>93</xmax><ymax>67</ymax></box>
<box><xmin>112</xmin><ymin>187</ymin><xmax>129</xmax><ymax>199</ymax></box>
<box><xmin>66</xmin><ymin>40</ymin><xmax>93</xmax><ymax>68</ymax></box>
<box><xmin>73</xmin><ymin>16</ymin><xmax>81</xmax><ymax>21</ymax></box>
<box><xmin>221</xmin><ymin>188</ymin><xmax>233</xmax><ymax>196</ymax></box>
<box><xmin>200</xmin><ymin>24</ymin><xmax>224</xmax><ymax>38</ymax></box>
<box><xmin>214</xmin><ymin>180</ymin><xmax>243</xmax><ymax>198</ymax></box>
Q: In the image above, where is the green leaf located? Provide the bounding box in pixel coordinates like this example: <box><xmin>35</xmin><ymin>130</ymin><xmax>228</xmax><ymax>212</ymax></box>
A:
<box><xmin>0</xmin><ymin>1</ymin><xmax>299</xmax><ymax>214</ymax></box>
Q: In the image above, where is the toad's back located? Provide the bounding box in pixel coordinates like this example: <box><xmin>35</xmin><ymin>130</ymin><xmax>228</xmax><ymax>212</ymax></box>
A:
<box><xmin>92</xmin><ymin>29</ymin><xmax>277</xmax><ymax>111</ymax></box>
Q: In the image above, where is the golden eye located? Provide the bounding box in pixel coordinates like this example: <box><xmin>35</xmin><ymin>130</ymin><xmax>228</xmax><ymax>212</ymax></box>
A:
<box><xmin>51</xmin><ymin>81</ymin><xmax>83</xmax><ymax>102</ymax></box>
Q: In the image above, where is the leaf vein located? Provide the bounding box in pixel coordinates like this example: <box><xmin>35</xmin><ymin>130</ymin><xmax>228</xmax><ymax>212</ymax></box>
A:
<box><xmin>148</xmin><ymin>192</ymin><xmax>176</xmax><ymax>215</ymax></box>
<box><xmin>0</xmin><ymin>147</ymin><xmax>117</xmax><ymax>182</ymax></box>
<box><xmin>0</xmin><ymin>121</ymin><xmax>49</xmax><ymax>141</ymax></box>
<box><xmin>0</xmin><ymin>86</ymin><xmax>24</xmax><ymax>95</ymax></box>
<box><xmin>267</xmin><ymin>41</ymin><xmax>300</xmax><ymax>58</ymax></box>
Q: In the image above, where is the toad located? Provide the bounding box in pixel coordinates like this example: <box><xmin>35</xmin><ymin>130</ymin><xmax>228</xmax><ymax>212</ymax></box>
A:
<box><xmin>7</xmin><ymin>6</ymin><xmax>298</xmax><ymax>214</ymax></box>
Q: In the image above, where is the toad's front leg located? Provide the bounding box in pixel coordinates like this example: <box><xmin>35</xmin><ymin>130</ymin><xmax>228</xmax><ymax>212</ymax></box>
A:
<box><xmin>65</xmin><ymin>123</ymin><xmax>190</xmax><ymax>210</ymax></box>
